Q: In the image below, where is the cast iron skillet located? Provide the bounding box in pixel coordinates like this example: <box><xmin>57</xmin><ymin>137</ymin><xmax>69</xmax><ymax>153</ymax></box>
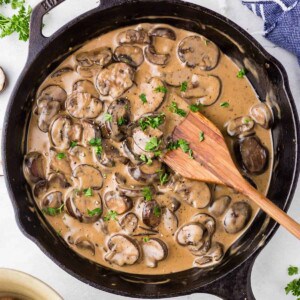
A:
<box><xmin>2</xmin><ymin>0</ymin><xmax>299</xmax><ymax>299</ymax></box>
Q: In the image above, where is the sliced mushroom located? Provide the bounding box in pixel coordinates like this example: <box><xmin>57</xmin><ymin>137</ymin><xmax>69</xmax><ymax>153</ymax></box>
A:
<box><xmin>191</xmin><ymin>213</ymin><xmax>216</xmax><ymax>235</ymax></box>
<box><xmin>235</xmin><ymin>136</ymin><xmax>268</xmax><ymax>174</ymax></box>
<box><xmin>114</xmin><ymin>172</ymin><xmax>127</xmax><ymax>185</ymax></box>
<box><xmin>122</xmin><ymin>138</ymin><xmax>141</xmax><ymax>165</ymax></box>
<box><xmin>48</xmin><ymin>172</ymin><xmax>70</xmax><ymax>188</ymax></box>
<box><xmin>223</xmin><ymin>201</ymin><xmax>252</xmax><ymax>234</ymax></box>
<box><xmin>117</xmin><ymin>28</ymin><xmax>150</xmax><ymax>45</ymax></box>
<box><xmin>75</xmin><ymin>237</ymin><xmax>95</xmax><ymax>255</ymax></box>
<box><xmin>51</xmin><ymin>67</ymin><xmax>73</xmax><ymax>78</ymax></box>
<box><xmin>73</xmin><ymin>80</ymin><xmax>99</xmax><ymax>98</ymax></box>
<box><xmin>174</xmin><ymin>178</ymin><xmax>211</xmax><ymax>209</ymax></box>
<box><xmin>72</xmin><ymin>164</ymin><xmax>103</xmax><ymax>190</ymax></box>
<box><xmin>142</xmin><ymin>200</ymin><xmax>162</xmax><ymax>228</ymax></box>
<box><xmin>69</xmin><ymin>145</ymin><xmax>91</xmax><ymax>168</ymax></box>
<box><xmin>65</xmin><ymin>189</ymin><xmax>102</xmax><ymax>223</ymax></box>
<box><xmin>156</xmin><ymin>194</ymin><xmax>181</xmax><ymax>212</ymax></box>
<box><xmin>81</xmin><ymin>120</ymin><xmax>101</xmax><ymax>147</ymax></box>
<box><xmin>104</xmin><ymin>191</ymin><xmax>133</xmax><ymax>215</ymax></box>
<box><xmin>117</xmin><ymin>184</ymin><xmax>155</xmax><ymax>198</ymax></box>
<box><xmin>96</xmin><ymin>63</ymin><xmax>134</xmax><ymax>99</ymax></box>
<box><xmin>250</xmin><ymin>103</ymin><xmax>273</xmax><ymax>129</ymax></box>
<box><xmin>181</xmin><ymin>74</ymin><xmax>221</xmax><ymax>106</ymax></box>
<box><xmin>142</xmin><ymin>238</ymin><xmax>168</xmax><ymax>268</ymax></box>
<box><xmin>144</xmin><ymin>45</ymin><xmax>170</xmax><ymax>66</ymax></box>
<box><xmin>76</xmin><ymin>65</ymin><xmax>99</xmax><ymax>78</ymax></box>
<box><xmin>114</xmin><ymin>45</ymin><xmax>144</xmax><ymax>67</ymax></box>
<box><xmin>194</xmin><ymin>242</ymin><xmax>224</xmax><ymax>268</ymax></box>
<box><xmin>23</xmin><ymin>152</ymin><xmax>46</xmax><ymax>183</ymax></box>
<box><xmin>0</xmin><ymin>67</ymin><xmax>6</xmax><ymax>92</ymax></box>
<box><xmin>128</xmin><ymin>160</ymin><xmax>162</xmax><ymax>183</ymax></box>
<box><xmin>209</xmin><ymin>195</ymin><xmax>231</xmax><ymax>217</ymax></box>
<box><xmin>98</xmin><ymin>140</ymin><xmax>128</xmax><ymax>167</ymax></box>
<box><xmin>49</xmin><ymin>149</ymin><xmax>72</xmax><ymax>178</ymax></box>
<box><xmin>105</xmin><ymin>234</ymin><xmax>141</xmax><ymax>266</ymax></box>
<box><xmin>162</xmin><ymin>208</ymin><xmax>178</xmax><ymax>235</ymax></box>
<box><xmin>37</xmin><ymin>85</ymin><xmax>67</xmax><ymax>104</ymax></box>
<box><xmin>75</xmin><ymin>47</ymin><xmax>112</xmax><ymax>67</ymax></box>
<box><xmin>119</xmin><ymin>212</ymin><xmax>138</xmax><ymax>234</ymax></box>
<box><xmin>149</xmin><ymin>27</ymin><xmax>176</xmax><ymax>40</ymax></box>
<box><xmin>37</xmin><ymin>100</ymin><xmax>61</xmax><ymax>132</ymax></box>
<box><xmin>41</xmin><ymin>191</ymin><xmax>63</xmax><ymax>211</ymax></box>
<box><xmin>164</xmin><ymin>68</ymin><xmax>193</xmax><ymax>87</ymax></box>
<box><xmin>178</xmin><ymin>35</ymin><xmax>220</xmax><ymax>70</ymax></box>
<box><xmin>33</xmin><ymin>180</ymin><xmax>49</xmax><ymax>197</ymax></box>
<box><xmin>226</xmin><ymin>116</ymin><xmax>255</xmax><ymax>137</ymax></box>
<box><xmin>50</xmin><ymin>116</ymin><xmax>82</xmax><ymax>149</ymax></box>
<box><xmin>176</xmin><ymin>222</ymin><xmax>205</xmax><ymax>246</ymax></box>
<box><xmin>105</xmin><ymin>98</ymin><xmax>131</xmax><ymax>142</ymax></box>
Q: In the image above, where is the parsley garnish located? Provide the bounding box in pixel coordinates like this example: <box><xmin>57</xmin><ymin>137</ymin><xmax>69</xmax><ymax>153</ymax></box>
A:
<box><xmin>89</xmin><ymin>138</ymin><xmax>102</xmax><ymax>155</ymax></box>
<box><xmin>180</xmin><ymin>81</ymin><xmax>188</xmax><ymax>92</ymax></box>
<box><xmin>87</xmin><ymin>207</ymin><xmax>102</xmax><ymax>217</ymax></box>
<box><xmin>159</xmin><ymin>172</ymin><xmax>169</xmax><ymax>185</ymax></box>
<box><xmin>289</xmin><ymin>266</ymin><xmax>299</xmax><ymax>276</ymax></box>
<box><xmin>285</xmin><ymin>279</ymin><xmax>300</xmax><ymax>299</ymax></box>
<box><xmin>167</xmin><ymin>139</ymin><xmax>194</xmax><ymax>158</ymax></box>
<box><xmin>70</xmin><ymin>141</ymin><xmax>78</xmax><ymax>148</ymax></box>
<box><xmin>104</xmin><ymin>113</ymin><xmax>113</xmax><ymax>121</ymax></box>
<box><xmin>140</xmin><ymin>154</ymin><xmax>153</xmax><ymax>165</ymax></box>
<box><xmin>169</xmin><ymin>101</ymin><xmax>187</xmax><ymax>117</ymax></box>
<box><xmin>237</xmin><ymin>68</ymin><xmax>247</xmax><ymax>78</ymax></box>
<box><xmin>153</xmin><ymin>206</ymin><xmax>161</xmax><ymax>217</ymax></box>
<box><xmin>243</xmin><ymin>117</ymin><xmax>252</xmax><ymax>124</ymax></box>
<box><xmin>143</xmin><ymin>237</ymin><xmax>150</xmax><ymax>243</ymax></box>
<box><xmin>220</xmin><ymin>102</ymin><xmax>229</xmax><ymax>108</ymax></box>
<box><xmin>142</xmin><ymin>187</ymin><xmax>152</xmax><ymax>201</ymax></box>
<box><xmin>117</xmin><ymin>116</ymin><xmax>126</xmax><ymax>126</ymax></box>
<box><xmin>139</xmin><ymin>113</ymin><xmax>165</xmax><ymax>131</ymax></box>
<box><xmin>83</xmin><ymin>187</ymin><xmax>93</xmax><ymax>197</ymax></box>
<box><xmin>154</xmin><ymin>86</ymin><xmax>167</xmax><ymax>93</ymax></box>
<box><xmin>199</xmin><ymin>131</ymin><xmax>205</xmax><ymax>142</ymax></box>
<box><xmin>139</xmin><ymin>93</ymin><xmax>147</xmax><ymax>104</ymax></box>
<box><xmin>56</xmin><ymin>152</ymin><xmax>66</xmax><ymax>160</ymax></box>
<box><xmin>145</xmin><ymin>137</ymin><xmax>161</xmax><ymax>152</ymax></box>
<box><xmin>42</xmin><ymin>204</ymin><xmax>64</xmax><ymax>216</ymax></box>
<box><xmin>189</xmin><ymin>103</ymin><xmax>203</xmax><ymax>112</ymax></box>
<box><xmin>104</xmin><ymin>210</ymin><xmax>118</xmax><ymax>221</ymax></box>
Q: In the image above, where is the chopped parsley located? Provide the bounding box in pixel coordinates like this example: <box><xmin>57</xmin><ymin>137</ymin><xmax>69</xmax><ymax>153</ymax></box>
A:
<box><xmin>87</xmin><ymin>208</ymin><xmax>102</xmax><ymax>217</ymax></box>
<box><xmin>189</xmin><ymin>103</ymin><xmax>203</xmax><ymax>112</ymax></box>
<box><xmin>199</xmin><ymin>131</ymin><xmax>205</xmax><ymax>142</ymax></box>
<box><xmin>139</xmin><ymin>113</ymin><xmax>165</xmax><ymax>131</ymax></box>
<box><xmin>243</xmin><ymin>117</ymin><xmax>252</xmax><ymax>124</ymax></box>
<box><xmin>143</xmin><ymin>236</ymin><xmax>150</xmax><ymax>243</ymax></box>
<box><xmin>104</xmin><ymin>113</ymin><xmax>113</xmax><ymax>121</ymax></box>
<box><xmin>42</xmin><ymin>204</ymin><xmax>64</xmax><ymax>216</ymax></box>
<box><xmin>285</xmin><ymin>278</ymin><xmax>300</xmax><ymax>299</ymax></box>
<box><xmin>237</xmin><ymin>68</ymin><xmax>247</xmax><ymax>78</ymax></box>
<box><xmin>159</xmin><ymin>172</ymin><xmax>169</xmax><ymax>185</ymax></box>
<box><xmin>104</xmin><ymin>210</ymin><xmax>118</xmax><ymax>221</ymax></box>
<box><xmin>117</xmin><ymin>116</ymin><xmax>126</xmax><ymax>126</ymax></box>
<box><xmin>167</xmin><ymin>139</ymin><xmax>194</xmax><ymax>158</ymax></box>
<box><xmin>153</xmin><ymin>206</ymin><xmax>161</xmax><ymax>217</ymax></box>
<box><xmin>145</xmin><ymin>137</ymin><xmax>161</xmax><ymax>152</ymax></box>
<box><xmin>180</xmin><ymin>81</ymin><xmax>188</xmax><ymax>92</ymax></box>
<box><xmin>83</xmin><ymin>187</ymin><xmax>93</xmax><ymax>197</ymax></box>
<box><xmin>142</xmin><ymin>187</ymin><xmax>152</xmax><ymax>201</ymax></box>
<box><xmin>139</xmin><ymin>93</ymin><xmax>147</xmax><ymax>104</ymax></box>
<box><xmin>70</xmin><ymin>141</ymin><xmax>78</xmax><ymax>148</ymax></box>
<box><xmin>289</xmin><ymin>266</ymin><xmax>299</xmax><ymax>276</ymax></box>
<box><xmin>56</xmin><ymin>152</ymin><xmax>65</xmax><ymax>160</ymax></box>
<box><xmin>154</xmin><ymin>86</ymin><xmax>167</xmax><ymax>93</ymax></box>
<box><xmin>89</xmin><ymin>138</ymin><xmax>102</xmax><ymax>155</ymax></box>
<box><xmin>220</xmin><ymin>101</ymin><xmax>229</xmax><ymax>108</ymax></box>
<box><xmin>169</xmin><ymin>101</ymin><xmax>187</xmax><ymax>117</ymax></box>
<box><xmin>140</xmin><ymin>154</ymin><xmax>153</xmax><ymax>165</ymax></box>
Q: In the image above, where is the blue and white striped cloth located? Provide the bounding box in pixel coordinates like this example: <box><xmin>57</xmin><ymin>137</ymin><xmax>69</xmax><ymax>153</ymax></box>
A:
<box><xmin>242</xmin><ymin>0</ymin><xmax>300</xmax><ymax>63</ymax></box>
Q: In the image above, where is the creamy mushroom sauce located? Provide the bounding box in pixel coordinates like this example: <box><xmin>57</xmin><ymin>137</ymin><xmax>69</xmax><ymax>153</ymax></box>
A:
<box><xmin>24</xmin><ymin>24</ymin><xmax>274</xmax><ymax>275</ymax></box>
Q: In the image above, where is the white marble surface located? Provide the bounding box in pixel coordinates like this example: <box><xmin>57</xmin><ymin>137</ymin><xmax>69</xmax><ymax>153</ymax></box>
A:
<box><xmin>0</xmin><ymin>0</ymin><xmax>299</xmax><ymax>299</ymax></box>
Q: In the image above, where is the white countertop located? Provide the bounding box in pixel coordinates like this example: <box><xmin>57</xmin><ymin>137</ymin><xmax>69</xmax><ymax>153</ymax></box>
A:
<box><xmin>0</xmin><ymin>0</ymin><xmax>299</xmax><ymax>299</ymax></box>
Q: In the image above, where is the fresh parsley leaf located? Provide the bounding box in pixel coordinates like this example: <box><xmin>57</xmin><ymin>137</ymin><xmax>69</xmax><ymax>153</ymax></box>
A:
<box><xmin>285</xmin><ymin>278</ymin><xmax>300</xmax><ymax>298</ymax></box>
<box><xmin>139</xmin><ymin>93</ymin><xmax>147</xmax><ymax>104</ymax></box>
<box><xmin>87</xmin><ymin>207</ymin><xmax>102</xmax><ymax>217</ymax></box>
<box><xmin>83</xmin><ymin>187</ymin><xmax>93</xmax><ymax>197</ymax></box>
<box><xmin>117</xmin><ymin>116</ymin><xmax>126</xmax><ymax>126</ymax></box>
<box><xmin>154</xmin><ymin>86</ymin><xmax>167</xmax><ymax>93</ymax></box>
<box><xmin>104</xmin><ymin>210</ymin><xmax>118</xmax><ymax>221</ymax></box>
<box><xmin>140</xmin><ymin>154</ymin><xmax>153</xmax><ymax>165</ymax></box>
<box><xmin>289</xmin><ymin>266</ymin><xmax>299</xmax><ymax>276</ymax></box>
<box><xmin>204</xmin><ymin>39</ymin><xmax>210</xmax><ymax>45</ymax></box>
<box><xmin>56</xmin><ymin>229</ymin><xmax>62</xmax><ymax>237</ymax></box>
<box><xmin>143</xmin><ymin>236</ymin><xmax>150</xmax><ymax>243</ymax></box>
<box><xmin>89</xmin><ymin>138</ymin><xmax>102</xmax><ymax>155</ymax></box>
<box><xmin>237</xmin><ymin>68</ymin><xmax>247</xmax><ymax>78</ymax></box>
<box><xmin>199</xmin><ymin>131</ymin><xmax>205</xmax><ymax>142</ymax></box>
<box><xmin>56</xmin><ymin>152</ymin><xmax>65</xmax><ymax>160</ymax></box>
<box><xmin>153</xmin><ymin>206</ymin><xmax>161</xmax><ymax>217</ymax></box>
<box><xmin>220</xmin><ymin>102</ymin><xmax>229</xmax><ymax>108</ymax></box>
<box><xmin>104</xmin><ymin>113</ymin><xmax>112</xmax><ymax>121</ymax></box>
<box><xmin>70</xmin><ymin>141</ymin><xmax>78</xmax><ymax>148</ymax></box>
<box><xmin>142</xmin><ymin>187</ymin><xmax>152</xmax><ymax>201</ymax></box>
<box><xmin>178</xmin><ymin>139</ymin><xmax>190</xmax><ymax>153</ymax></box>
<box><xmin>139</xmin><ymin>113</ymin><xmax>165</xmax><ymax>131</ymax></box>
<box><xmin>159</xmin><ymin>172</ymin><xmax>169</xmax><ymax>185</ymax></box>
<box><xmin>167</xmin><ymin>139</ymin><xmax>193</xmax><ymax>158</ymax></box>
<box><xmin>145</xmin><ymin>137</ymin><xmax>161</xmax><ymax>152</ymax></box>
<box><xmin>180</xmin><ymin>81</ymin><xmax>188</xmax><ymax>92</ymax></box>
<box><xmin>42</xmin><ymin>204</ymin><xmax>64</xmax><ymax>216</ymax></box>
<box><xmin>189</xmin><ymin>103</ymin><xmax>203</xmax><ymax>112</ymax></box>
<box><xmin>188</xmin><ymin>148</ymin><xmax>194</xmax><ymax>159</ymax></box>
<box><xmin>0</xmin><ymin>0</ymin><xmax>25</xmax><ymax>9</ymax></box>
<box><xmin>243</xmin><ymin>117</ymin><xmax>252</xmax><ymax>124</ymax></box>
<box><xmin>154</xmin><ymin>150</ymin><xmax>162</xmax><ymax>157</ymax></box>
<box><xmin>169</xmin><ymin>101</ymin><xmax>187</xmax><ymax>117</ymax></box>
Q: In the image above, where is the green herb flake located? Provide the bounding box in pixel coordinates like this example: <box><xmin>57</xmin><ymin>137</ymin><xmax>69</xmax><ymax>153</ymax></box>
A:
<box><xmin>189</xmin><ymin>103</ymin><xmax>204</xmax><ymax>112</ymax></box>
<box><xmin>83</xmin><ymin>187</ymin><xmax>93</xmax><ymax>197</ymax></box>
<box><xmin>42</xmin><ymin>204</ymin><xmax>64</xmax><ymax>216</ymax></box>
<box><xmin>142</xmin><ymin>187</ymin><xmax>152</xmax><ymax>201</ymax></box>
<box><xmin>288</xmin><ymin>266</ymin><xmax>299</xmax><ymax>276</ymax></box>
<box><xmin>220</xmin><ymin>102</ymin><xmax>229</xmax><ymax>108</ymax></box>
<box><xmin>139</xmin><ymin>93</ymin><xmax>147</xmax><ymax>104</ymax></box>
<box><xmin>243</xmin><ymin>117</ymin><xmax>252</xmax><ymax>124</ymax></box>
<box><xmin>70</xmin><ymin>141</ymin><xmax>78</xmax><ymax>148</ymax></box>
<box><xmin>117</xmin><ymin>116</ymin><xmax>126</xmax><ymax>126</ymax></box>
<box><xmin>167</xmin><ymin>139</ymin><xmax>193</xmax><ymax>158</ymax></box>
<box><xmin>143</xmin><ymin>237</ymin><xmax>150</xmax><ymax>243</ymax></box>
<box><xmin>285</xmin><ymin>278</ymin><xmax>300</xmax><ymax>298</ymax></box>
<box><xmin>154</xmin><ymin>86</ymin><xmax>167</xmax><ymax>93</ymax></box>
<box><xmin>180</xmin><ymin>81</ymin><xmax>188</xmax><ymax>92</ymax></box>
<box><xmin>199</xmin><ymin>131</ymin><xmax>205</xmax><ymax>142</ymax></box>
<box><xmin>154</xmin><ymin>150</ymin><xmax>162</xmax><ymax>157</ymax></box>
<box><xmin>237</xmin><ymin>68</ymin><xmax>247</xmax><ymax>78</ymax></box>
<box><xmin>87</xmin><ymin>208</ymin><xmax>102</xmax><ymax>217</ymax></box>
<box><xmin>139</xmin><ymin>113</ymin><xmax>165</xmax><ymax>131</ymax></box>
<box><xmin>140</xmin><ymin>154</ymin><xmax>153</xmax><ymax>165</ymax></box>
<box><xmin>104</xmin><ymin>113</ymin><xmax>113</xmax><ymax>121</ymax></box>
<box><xmin>89</xmin><ymin>138</ymin><xmax>103</xmax><ymax>155</ymax></box>
<box><xmin>153</xmin><ymin>206</ymin><xmax>161</xmax><ymax>217</ymax></box>
<box><xmin>169</xmin><ymin>101</ymin><xmax>187</xmax><ymax>117</ymax></box>
<box><xmin>56</xmin><ymin>152</ymin><xmax>66</xmax><ymax>160</ymax></box>
<box><xmin>104</xmin><ymin>210</ymin><xmax>118</xmax><ymax>221</ymax></box>
<box><xmin>159</xmin><ymin>172</ymin><xmax>169</xmax><ymax>185</ymax></box>
<box><xmin>145</xmin><ymin>137</ymin><xmax>161</xmax><ymax>152</ymax></box>
<box><xmin>56</xmin><ymin>229</ymin><xmax>62</xmax><ymax>237</ymax></box>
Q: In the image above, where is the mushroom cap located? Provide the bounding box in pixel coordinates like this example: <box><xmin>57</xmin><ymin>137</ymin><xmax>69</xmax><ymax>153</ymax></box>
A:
<box><xmin>250</xmin><ymin>102</ymin><xmax>273</xmax><ymax>129</ymax></box>
<box><xmin>104</xmin><ymin>191</ymin><xmax>133</xmax><ymax>215</ymax></box>
<box><xmin>117</xmin><ymin>28</ymin><xmax>150</xmax><ymax>45</ymax></box>
<box><xmin>114</xmin><ymin>45</ymin><xmax>144</xmax><ymax>67</ymax></box>
<box><xmin>23</xmin><ymin>152</ymin><xmax>46</xmax><ymax>184</ymax></box>
<box><xmin>72</xmin><ymin>164</ymin><xmax>103</xmax><ymax>190</ymax></box>
<box><xmin>176</xmin><ymin>222</ymin><xmax>206</xmax><ymax>246</ymax></box>
<box><xmin>75</xmin><ymin>47</ymin><xmax>112</xmax><ymax>67</ymax></box>
<box><xmin>226</xmin><ymin>116</ymin><xmax>255</xmax><ymax>137</ymax></box>
<box><xmin>142</xmin><ymin>238</ymin><xmax>168</xmax><ymax>268</ymax></box>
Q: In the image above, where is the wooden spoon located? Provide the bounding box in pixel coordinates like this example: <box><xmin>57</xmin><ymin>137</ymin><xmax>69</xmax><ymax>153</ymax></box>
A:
<box><xmin>163</xmin><ymin>111</ymin><xmax>300</xmax><ymax>239</ymax></box>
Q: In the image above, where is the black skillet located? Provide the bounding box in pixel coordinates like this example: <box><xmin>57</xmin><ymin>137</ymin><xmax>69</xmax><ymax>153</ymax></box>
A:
<box><xmin>2</xmin><ymin>0</ymin><xmax>299</xmax><ymax>299</ymax></box>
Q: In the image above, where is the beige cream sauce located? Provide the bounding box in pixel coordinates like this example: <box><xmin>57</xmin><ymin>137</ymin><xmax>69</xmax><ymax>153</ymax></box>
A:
<box><xmin>26</xmin><ymin>24</ymin><xmax>273</xmax><ymax>275</ymax></box>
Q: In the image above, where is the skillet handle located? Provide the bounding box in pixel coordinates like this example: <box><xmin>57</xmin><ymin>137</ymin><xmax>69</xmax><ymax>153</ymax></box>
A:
<box><xmin>197</xmin><ymin>255</ymin><xmax>257</xmax><ymax>300</ymax></box>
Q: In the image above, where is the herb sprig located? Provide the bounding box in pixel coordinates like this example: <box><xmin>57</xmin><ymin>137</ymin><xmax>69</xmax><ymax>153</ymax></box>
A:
<box><xmin>167</xmin><ymin>139</ymin><xmax>194</xmax><ymax>158</ymax></box>
<box><xmin>169</xmin><ymin>101</ymin><xmax>187</xmax><ymax>117</ymax></box>
<box><xmin>42</xmin><ymin>204</ymin><xmax>64</xmax><ymax>216</ymax></box>
<box><xmin>285</xmin><ymin>265</ymin><xmax>300</xmax><ymax>299</ymax></box>
<box><xmin>139</xmin><ymin>113</ymin><xmax>165</xmax><ymax>131</ymax></box>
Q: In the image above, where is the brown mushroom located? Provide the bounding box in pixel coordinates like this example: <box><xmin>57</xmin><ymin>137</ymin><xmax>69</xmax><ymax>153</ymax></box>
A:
<box><xmin>128</xmin><ymin>159</ymin><xmax>162</xmax><ymax>183</ymax></box>
<box><xmin>209</xmin><ymin>195</ymin><xmax>231</xmax><ymax>217</ymax></box>
<box><xmin>33</xmin><ymin>180</ymin><xmax>49</xmax><ymax>198</ymax></box>
<box><xmin>194</xmin><ymin>242</ymin><xmax>224</xmax><ymax>268</ymax></box>
<box><xmin>51</xmin><ymin>67</ymin><xmax>73</xmax><ymax>78</ymax></box>
<box><xmin>72</xmin><ymin>164</ymin><xmax>103</xmax><ymax>190</ymax></box>
<box><xmin>49</xmin><ymin>149</ymin><xmax>72</xmax><ymax>178</ymax></box>
<box><xmin>149</xmin><ymin>27</ymin><xmax>176</xmax><ymax>40</ymax></box>
<box><xmin>250</xmin><ymin>102</ymin><xmax>273</xmax><ymax>129</ymax></box>
<box><xmin>122</xmin><ymin>138</ymin><xmax>141</xmax><ymax>165</ymax></box>
<box><xmin>37</xmin><ymin>85</ymin><xmax>67</xmax><ymax>104</ymax></box>
<box><xmin>73</xmin><ymin>80</ymin><xmax>99</xmax><ymax>98</ymax></box>
<box><xmin>104</xmin><ymin>191</ymin><xmax>133</xmax><ymax>215</ymax></box>
<box><xmin>41</xmin><ymin>191</ymin><xmax>63</xmax><ymax>213</ymax></box>
<box><xmin>69</xmin><ymin>145</ymin><xmax>91</xmax><ymax>168</ymax></box>
<box><xmin>144</xmin><ymin>45</ymin><xmax>170</xmax><ymax>66</ymax></box>
<box><xmin>75</xmin><ymin>237</ymin><xmax>95</xmax><ymax>256</ymax></box>
<box><xmin>156</xmin><ymin>194</ymin><xmax>181</xmax><ymax>212</ymax></box>
<box><xmin>178</xmin><ymin>35</ymin><xmax>220</xmax><ymax>70</ymax></box>
<box><xmin>142</xmin><ymin>238</ymin><xmax>168</xmax><ymax>268</ymax></box>
<box><xmin>0</xmin><ymin>67</ymin><xmax>6</xmax><ymax>93</ymax></box>
<box><xmin>176</xmin><ymin>222</ymin><xmax>206</xmax><ymax>246</ymax></box>
<box><xmin>164</xmin><ymin>68</ymin><xmax>193</xmax><ymax>87</ymax></box>
<box><xmin>23</xmin><ymin>152</ymin><xmax>46</xmax><ymax>183</ymax></box>
<box><xmin>226</xmin><ymin>116</ymin><xmax>255</xmax><ymax>137</ymax></box>
<box><xmin>76</xmin><ymin>47</ymin><xmax>112</xmax><ymax>68</ymax></box>
<box><xmin>119</xmin><ymin>212</ymin><xmax>139</xmax><ymax>234</ymax></box>
<box><xmin>117</xmin><ymin>184</ymin><xmax>156</xmax><ymax>198</ymax></box>
<box><xmin>117</xmin><ymin>28</ymin><xmax>150</xmax><ymax>45</ymax></box>
<box><xmin>142</xmin><ymin>200</ymin><xmax>162</xmax><ymax>228</ymax></box>
<box><xmin>114</xmin><ymin>45</ymin><xmax>144</xmax><ymax>67</ymax></box>
<box><xmin>81</xmin><ymin>120</ymin><xmax>101</xmax><ymax>147</ymax></box>
<box><xmin>162</xmin><ymin>208</ymin><xmax>178</xmax><ymax>235</ymax></box>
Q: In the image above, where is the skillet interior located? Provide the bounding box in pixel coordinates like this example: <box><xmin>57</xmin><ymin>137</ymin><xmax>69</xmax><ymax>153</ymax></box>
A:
<box><xmin>2</xmin><ymin>0</ymin><xmax>299</xmax><ymax>298</ymax></box>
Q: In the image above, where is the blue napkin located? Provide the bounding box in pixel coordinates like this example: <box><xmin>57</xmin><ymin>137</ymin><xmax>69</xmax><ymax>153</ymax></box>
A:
<box><xmin>242</xmin><ymin>0</ymin><xmax>300</xmax><ymax>64</ymax></box>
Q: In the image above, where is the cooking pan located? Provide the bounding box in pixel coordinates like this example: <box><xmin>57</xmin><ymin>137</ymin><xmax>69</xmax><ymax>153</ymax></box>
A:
<box><xmin>2</xmin><ymin>0</ymin><xmax>299</xmax><ymax>299</ymax></box>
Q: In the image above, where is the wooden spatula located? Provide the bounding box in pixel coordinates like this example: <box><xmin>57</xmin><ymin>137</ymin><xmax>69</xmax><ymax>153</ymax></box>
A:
<box><xmin>163</xmin><ymin>111</ymin><xmax>300</xmax><ymax>239</ymax></box>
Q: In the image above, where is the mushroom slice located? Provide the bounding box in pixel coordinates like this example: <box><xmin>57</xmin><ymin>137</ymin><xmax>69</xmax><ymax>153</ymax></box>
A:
<box><xmin>50</xmin><ymin>116</ymin><xmax>82</xmax><ymax>149</ymax></box>
<box><xmin>122</xmin><ymin>138</ymin><xmax>141</xmax><ymax>165</ymax></box>
<box><xmin>250</xmin><ymin>103</ymin><xmax>273</xmax><ymax>129</ymax></box>
<box><xmin>144</xmin><ymin>45</ymin><xmax>170</xmax><ymax>66</ymax></box>
<box><xmin>176</xmin><ymin>222</ymin><xmax>205</xmax><ymax>246</ymax></box>
<box><xmin>73</xmin><ymin>80</ymin><xmax>99</xmax><ymax>98</ymax></box>
<box><xmin>37</xmin><ymin>100</ymin><xmax>61</xmax><ymax>132</ymax></box>
<box><xmin>162</xmin><ymin>208</ymin><xmax>178</xmax><ymax>235</ymax></box>
<box><xmin>142</xmin><ymin>200</ymin><xmax>162</xmax><ymax>228</ymax></box>
<box><xmin>81</xmin><ymin>120</ymin><xmax>101</xmax><ymax>147</ymax></box>
<box><xmin>143</xmin><ymin>238</ymin><xmax>168</xmax><ymax>268</ymax></box>
<box><xmin>235</xmin><ymin>136</ymin><xmax>268</xmax><ymax>174</ymax></box>
<box><xmin>149</xmin><ymin>27</ymin><xmax>176</xmax><ymax>40</ymax></box>
<box><xmin>33</xmin><ymin>180</ymin><xmax>49</xmax><ymax>197</ymax></box>
<box><xmin>119</xmin><ymin>212</ymin><xmax>138</xmax><ymax>234</ymax></box>
<box><xmin>98</xmin><ymin>140</ymin><xmax>127</xmax><ymax>168</ymax></box>
<box><xmin>117</xmin><ymin>28</ymin><xmax>150</xmax><ymax>45</ymax></box>
<box><xmin>105</xmin><ymin>234</ymin><xmax>141</xmax><ymax>266</ymax></box>
<box><xmin>128</xmin><ymin>160</ymin><xmax>162</xmax><ymax>183</ymax></box>
<box><xmin>224</xmin><ymin>201</ymin><xmax>252</xmax><ymax>234</ymax></box>
<box><xmin>104</xmin><ymin>191</ymin><xmax>133</xmax><ymax>215</ymax></box>
<box><xmin>164</xmin><ymin>68</ymin><xmax>192</xmax><ymax>87</ymax></box>
<box><xmin>37</xmin><ymin>85</ymin><xmax>67</xmax><ymax>104</ymax></box>
<box><xmin>96</xmin><ymin>62</ymin><xmax>134</xmax><ymax>99</ymax></box>
<box><xmin>41</xmin><ymin>191</ymin><xmax>63</xmax><ymax>212</ymax></box>
<box><xmin>73</xmin><ymin>164</ymin><xmax>103</xmax><ymax>190</ymax></box>
<box><xmin>114</xmin><ymin>45</ymin><xmax>144</xmax><ymax>67</ymax></box>
<box><xmin>114</xmin><ymin>172</ymin><xmax>127</xmax><ymax>185</ymax></box>
<box><xmin>209</xmin><ymin>195</ymin><xmax>231</xmax><ymax>217</ymax></box>
<box><xmin>181</xmin><ymin>74</ymin><xmax>221</xmax><ymax>106</ymax></box>
<box><xmin>66</xmin><ymin>92</ymin><xmax>103</xmax><ymax>119</ymax></box>
<box><xmin>174</xmin><ymin>178</ymin><xmax>211</xmax><ymax>209</ymax></box>
<box><xmin>75</xmin><ymin>237</ymin><xmax>95</xmax><ymax>256</ymax></box>
<box><xmin>75</xmin><ymin>47</ymin><xmax>112</xmax><ymax>67</ymax></box>
<box><xmin>23</xmin><ymin>152</ymin><xmax>46</xmax><ymax>183</ymax></box>
<box><xmin>105</xmin><ymin>98</ymin><xmax>131</xmax><ymax>142</ymax></box>
<box><xmin>49</xmin><ymin>149</ymin><xmax>72</xmax><ymax>178</ymax></box>
<box><xmin>117</xmin><ymin>184</ymin><xmax>155</xmax><ymax>198</ymax></box>
<box><xmin>156</xmin><ymin>194</ymin><xmax>181</xmax><ymax>212</ymax></box>
<box><xmin>48</xmin><ymin>172</ymin><xmax>70</xmax><ymax>188</ymax></box>
<box><xmin>69</xmin><ymin>145</ymin><xmax>91</xmax><ymax>168</ymax></box>
<box><xmin>178</xmin><ymin>35</ymin><xmax>220</xmax><ymax>70</ymax></box>
<box><xmin>0</xmin><ymin>67</ymin><xmax>6</xmax><ymax>92</ymax></box>
<box><xmin>226</xmin><ymin>116</ymin><xmax>255</xmax><ymax>137</ymax></box>
<box><xmin>51</xmin><ymin>67</ymin><xmax>73</xmax><ymax>78</ymax></box>
<box><xmin>191</xmin><ymin>213</ymin><xmax>216</xmax><ymax>235</ymax></box>
<box><xmin>194</xmin><ymin>242</ymin><xmax>224</xmax><ymax>268</ymax></box>
<box><xmin>65</xmin><ymin>189</ymin><xmax>102</xmax><ymax>223</ymax></box>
